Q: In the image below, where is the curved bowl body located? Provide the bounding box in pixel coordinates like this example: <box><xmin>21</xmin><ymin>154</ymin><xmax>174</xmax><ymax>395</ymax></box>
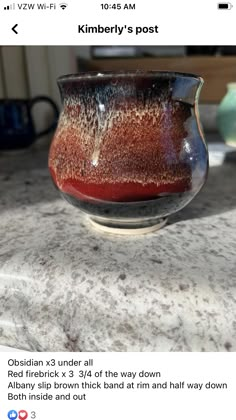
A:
<box><xmin>49</xmin><ymin>71</ymin><xmax>208</xmax><ymax>232</ymax></box>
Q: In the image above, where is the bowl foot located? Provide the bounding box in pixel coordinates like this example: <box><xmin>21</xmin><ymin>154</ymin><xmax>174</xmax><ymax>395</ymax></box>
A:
<box><xmin>88</xmin><ymin>216</ymin><xmax>167</xmax><ymax>235</ymax></box>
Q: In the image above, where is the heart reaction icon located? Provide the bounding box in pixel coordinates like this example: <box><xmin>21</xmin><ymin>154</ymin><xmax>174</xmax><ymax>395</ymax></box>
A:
<box><xmin>18</xmin><ymin>411</ymin><xmax>28</xmax><ymax>420</ymax></box>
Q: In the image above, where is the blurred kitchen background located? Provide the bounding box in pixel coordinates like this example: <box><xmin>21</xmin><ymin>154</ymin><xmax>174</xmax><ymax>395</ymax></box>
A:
<box><xmin>1</xmin><ymin>45</ymin><xmax>236</xmax><ymax>162</ymax></box>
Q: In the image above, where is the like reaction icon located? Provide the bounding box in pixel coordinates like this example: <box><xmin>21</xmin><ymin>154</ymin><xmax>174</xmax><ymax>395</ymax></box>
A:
<box><xmin>7</xmin><ymin>411</ymin><xmax>18</xmax><ymax>420</ymax></box>
<box><xmin>18</xmin><ymin>411</ymin><xmax>28</xmax><ymax>420</ymax></box>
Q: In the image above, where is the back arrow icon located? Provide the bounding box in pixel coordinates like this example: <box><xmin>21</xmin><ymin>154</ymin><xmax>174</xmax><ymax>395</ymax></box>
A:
<box><xmin>12</xmin><ymin>24</ymin><xmax>18</xmax><ymax>34</ymax></box>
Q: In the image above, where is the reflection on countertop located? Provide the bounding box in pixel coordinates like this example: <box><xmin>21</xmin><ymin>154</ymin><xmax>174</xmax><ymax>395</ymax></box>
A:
<box><xmin>0</xmin><ymin>137</ymin><xmax>236</xmax><ymax>352</ymax></box>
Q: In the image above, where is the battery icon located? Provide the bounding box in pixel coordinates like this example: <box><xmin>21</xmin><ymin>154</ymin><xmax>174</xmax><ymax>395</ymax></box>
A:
<box><xmin>218</xmin><ymin>2</ymin><xmax>233</xmax><ymax>8</ymax></box>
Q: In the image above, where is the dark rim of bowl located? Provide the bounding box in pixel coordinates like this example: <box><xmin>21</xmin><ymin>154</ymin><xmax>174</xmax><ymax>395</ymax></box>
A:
<box><xmin>57</xmin><ymin>70</ymin><xmax>202</xmax><ymax>83</ymax></box>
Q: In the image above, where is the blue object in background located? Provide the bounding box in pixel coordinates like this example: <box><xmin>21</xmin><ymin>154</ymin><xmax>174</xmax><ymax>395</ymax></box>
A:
<box><xmin>0</xmin><ymin>96</ymin><xmax>59</xmax><ymax>150</ymax></box>
<box><xmin>217</xmin><ymin>83</ymin><xmax>236</xmax><ymax>147</ymax></box>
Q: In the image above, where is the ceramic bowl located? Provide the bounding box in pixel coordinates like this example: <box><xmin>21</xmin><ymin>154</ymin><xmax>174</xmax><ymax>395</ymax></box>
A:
<box><xmin>49</xmin><ymin>71</ymin><xmax>208</xmax><ymax>234</ymax></box>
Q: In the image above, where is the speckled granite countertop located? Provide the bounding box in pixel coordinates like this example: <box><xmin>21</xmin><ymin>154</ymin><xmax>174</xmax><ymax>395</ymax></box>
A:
<box><xmin>0</xmin><ymin>142</ymin><xmax>236</xmax><ymax>352</ymax></box>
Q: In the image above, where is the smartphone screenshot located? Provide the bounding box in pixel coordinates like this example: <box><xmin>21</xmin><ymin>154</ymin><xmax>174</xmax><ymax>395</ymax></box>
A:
<box><xmin>0</xmin><ymin>0</ymin><xmax>236</xmax><ymax>419</ymax></box>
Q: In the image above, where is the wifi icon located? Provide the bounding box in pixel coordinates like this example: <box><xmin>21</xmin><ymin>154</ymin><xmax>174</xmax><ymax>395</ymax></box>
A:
<box><xmin>60</xmin><ymin>3</ymin><xmax>67</xmax><ymax>9</ymax></box>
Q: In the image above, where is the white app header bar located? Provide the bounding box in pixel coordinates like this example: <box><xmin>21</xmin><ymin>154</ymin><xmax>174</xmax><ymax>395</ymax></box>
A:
<box><xmin>0</xmin><ymin>0</ymin><xmax>235</xmax><ymax>45</ymax></box>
